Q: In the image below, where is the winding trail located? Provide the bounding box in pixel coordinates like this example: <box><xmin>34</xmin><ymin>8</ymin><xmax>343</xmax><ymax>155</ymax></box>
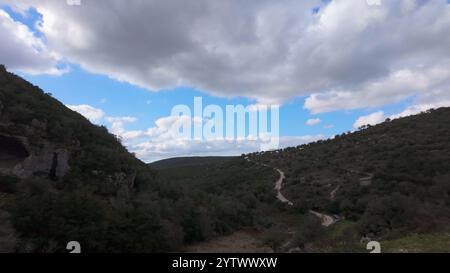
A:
<box><xmin>274</xmin><ymin>168</ymin><xmax>294</xmax><ymax>206</ymax></box>
<box><xmin>330</xmin><ymin>185</ymin><xmax>340</xmax><ymax>200</ymax></box>
<box><xmin>247</xmin><ymin>157</ymin><xmax>335</xmax><ymax>227</ymax></box>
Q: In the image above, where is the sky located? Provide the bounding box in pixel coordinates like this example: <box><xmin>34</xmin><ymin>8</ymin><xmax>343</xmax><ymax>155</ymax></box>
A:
<box><xmin>1</xmin><ymin>0</ymin><xmax>450</xmax><ymax>162</ymax></box>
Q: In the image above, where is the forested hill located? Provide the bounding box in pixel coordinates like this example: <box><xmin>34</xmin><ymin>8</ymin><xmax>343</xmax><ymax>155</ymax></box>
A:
<box><xmin>0</xmin><ymin>65</ymin><xmax>163</xmax><ymax>252</ymax></box>
<box><xmin>0</xmin><ymin>66</ymin><xmax>279</xmax><ymax>253</ymax></box>
<box><xmin>249</xmin><ymin>107</ymin><xmax>450</xmax><ymax>238</ymax></box>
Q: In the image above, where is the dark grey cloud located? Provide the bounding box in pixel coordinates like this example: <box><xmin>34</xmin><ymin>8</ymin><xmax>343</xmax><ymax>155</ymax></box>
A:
<box><xmin>2</xmin><ymin>0</ymin><xmax>450</xmax><ymax>111</ymax></box>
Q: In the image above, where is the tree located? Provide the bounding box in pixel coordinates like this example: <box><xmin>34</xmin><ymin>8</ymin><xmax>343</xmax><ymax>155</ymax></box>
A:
<box><xmin>291</xmin><ymin>215</ymin><xmax>324</xmax><ymax>249</ymax></box>
<box><xmin>263</xmin><ymin>225</ymin><xmax>288</xmax><ymax>252</ymax></box>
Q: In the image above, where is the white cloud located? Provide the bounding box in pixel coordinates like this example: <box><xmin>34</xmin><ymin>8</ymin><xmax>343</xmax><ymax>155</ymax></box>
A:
<box><xmin>0</xmin><ymin>9</ymin><xmax>64</xmax><ymax>75</ymax></box>
<box><xmin>305</xmin><ymin>64</ymin><xmax>450</xmax><ymax>114</ymax></box>
<box><xmin>390</xmin><ymin>105</ymin><xmax>429</xmax><ymax>120</ymax></box>
<box><xmin>105</xmin><ymin>116</ymin><xmax>138</xmax><ymax>136</ymax></box>
<box><xmin>353</xmin><ymin>111</ymin><xmax>386</xmax><ymax>129</ymax></box>
<box><xmin>390</xmin><ymin>101</ymin><xmax>450</xmax><ymax>119</ymax></box>
<box><xmin>2</xmin><ymin>0</ymin><xmax>450</xmax><ymax>110</ymax></box>
<box><xmin>67</xmin><ymin>104</ymin><xmax>105</xmax><ymax>123</ymax></box>
<box><xmin>306</xmin><ymin>118</ymin><xmax>321</xmax><ymax>126</ymax></box>
<box><xmin>90</xmin><ymin>112</ymin><xmax>325</xmax><ymax>162</ymax></box>
<box><xmin>354</xmin><ymin>98</ymin><xmax>450</xmax><ymax>129</ymax></box>
<box><xmin>132</xmin><ymin>134</ymin><xmax>325</xmax><ymax>163</ymax></box>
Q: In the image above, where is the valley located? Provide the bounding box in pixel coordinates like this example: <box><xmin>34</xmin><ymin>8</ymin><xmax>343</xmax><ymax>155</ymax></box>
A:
<box><xmin>0</xmin><ymin>66</ymin><xmax>449</xmax><ymax>253</ymax></box>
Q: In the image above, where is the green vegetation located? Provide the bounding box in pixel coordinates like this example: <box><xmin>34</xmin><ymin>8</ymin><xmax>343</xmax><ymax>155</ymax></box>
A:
<box><xmin>0</xmin><ymin>67</ymin><xmax>283</xmax><ymax>252</ymax></box>
<box><xmin>156</xmin><ymin>159</ymin><xmax>281</xmax><ymax>242</ymax></box>
<box><xmin>249</xmin><ymin>107</ymin><xmax>450</xmax><ymax>251</ymax></box>
<box><xmin>1</xmin><ymin>65</ymin><xmax>449</xmax><ymax>252</ymax></box>
<box><xmin>381</xmin><ymin>233</ymin><xmax>450</xmax><ymax>253</ymax></box>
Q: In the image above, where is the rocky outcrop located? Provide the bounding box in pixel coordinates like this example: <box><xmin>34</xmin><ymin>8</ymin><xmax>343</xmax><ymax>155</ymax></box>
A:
<box><xmin>0</xmin><ymin>134</ymin><xmax>70</xmax><ymax>180</ymax></box>
<box><xmin>13</xmin><ymin>146</ymin><xmax>70</xmax><ymax>180</ymax></box>
<box><xmin>53</xmin><ymin>149</ymin><xmax>70</xmax><ymax>179</ymax></box>
<box><xmin>105</xmin><ymin>171</ymin><xmax>137</xmax><ymax>197</ymax></box>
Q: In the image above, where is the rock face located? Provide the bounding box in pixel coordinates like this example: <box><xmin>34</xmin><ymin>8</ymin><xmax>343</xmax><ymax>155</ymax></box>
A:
<box><xmin>53</xmin><ymin>149</ymin><xmax>70</xmax><ymax>179</ymax></box>
<box><xmin>104</xmin><ymin>171</ymin><xmax>137</xmax><ymax>197</ymax></box>
<box><xmin>13</xmin><ymin>145</ymin><xmax>70</xmax><ymax>180</ymax></box>
<box><xmin>0</xmin><ymin>134</ymin><xmax>70</xmax><ymax>180</ymax></box>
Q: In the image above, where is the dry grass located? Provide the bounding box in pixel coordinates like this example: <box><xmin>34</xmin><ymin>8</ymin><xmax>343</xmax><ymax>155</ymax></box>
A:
<box><xmin>183</xmin><ymin>229</ymin><xmax>272</xmax><ymax>253</ymax></box>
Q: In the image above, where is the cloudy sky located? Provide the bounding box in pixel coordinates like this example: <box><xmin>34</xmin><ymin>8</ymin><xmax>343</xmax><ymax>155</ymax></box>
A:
<box><xmin>1</xmin><ymin>0</ymin><xmax>449</xmax><ymax>162</ymax></box>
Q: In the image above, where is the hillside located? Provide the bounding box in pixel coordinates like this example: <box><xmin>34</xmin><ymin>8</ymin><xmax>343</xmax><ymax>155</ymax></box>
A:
<box><xmin>0</xmin><ymin>66</ymin><xmax>280</xmax><ymax>253</ymax></box>
<box><xmin>249</xmin><ymin>107</ymin><xmax>450</xmax><ymax>248</ymax></box>
<box><xmin>153</xmin><ymin>108</ymin><xmax>450</xmax><ymax>252</ymax></box>
<box><xmin>0</xmin><ymin>65</ymin><xmax>163</xmax><ymax>252</ymax></box>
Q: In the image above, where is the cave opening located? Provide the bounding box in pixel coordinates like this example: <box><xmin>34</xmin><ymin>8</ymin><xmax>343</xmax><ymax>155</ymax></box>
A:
<box><xmin>0</xmin><ymin>135</ymin><xmax>29</xmax><ymax>168</ymax></box>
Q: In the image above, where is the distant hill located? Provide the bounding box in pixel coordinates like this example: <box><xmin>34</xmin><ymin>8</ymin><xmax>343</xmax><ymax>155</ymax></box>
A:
<box><xmin>149</xmin><ymin>156</ymin><xmax>237</xmax><ymax>170</ymax></box>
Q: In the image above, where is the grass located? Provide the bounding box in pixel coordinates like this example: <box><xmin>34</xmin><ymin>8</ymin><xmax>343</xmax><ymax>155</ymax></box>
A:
<box><xmin>381</xmin><ymin>233</ymin><xmax>450</xmax><ymax>253</ymax></box>
<box><xmin>324</xmin><ymin>221</ymin><xmax>450</xmax><ymax>253</ymax></box>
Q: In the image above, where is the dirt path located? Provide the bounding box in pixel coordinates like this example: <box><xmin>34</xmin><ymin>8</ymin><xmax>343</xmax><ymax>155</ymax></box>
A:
<box><xmin>330</xmin><ymin>185</ymin><xmax>339</xmax><ymax>200</ymax></box>
<box><xmin>309</xmin><ymin>210</ymin><xmax>335</xmax><ymax>227</ymax></box>
<box><xmin>274</xmin><ymin>168</ymin><xmax>294</xmax><ymax>206</ymax></box>
<box><xmin>247</xmin><ymin>157</ymin><xmax>335</xmax><ymax>227</ymax></box>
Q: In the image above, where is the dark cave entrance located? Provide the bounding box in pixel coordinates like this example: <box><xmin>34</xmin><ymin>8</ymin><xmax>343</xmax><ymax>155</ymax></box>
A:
<box><xmin>0</xmin><ymin>135</ymin><xmax>29</xmax><ymax>168</ymax></box>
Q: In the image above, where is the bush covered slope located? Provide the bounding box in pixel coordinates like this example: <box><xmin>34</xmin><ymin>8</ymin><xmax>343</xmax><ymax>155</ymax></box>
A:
<box><xmin>0</xmin><ymin>65</ymin><xmax>163</xmax><ymax>252</ymax></box>
<box><xmin>0</xmin><ymin>66</ymin><xmax>279</xmax><ymax>252</ymax></box>
<box><xmin>249</xmin><ymin>107</ymin><xmax>450</xmax><ymax>240</ymax></box>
